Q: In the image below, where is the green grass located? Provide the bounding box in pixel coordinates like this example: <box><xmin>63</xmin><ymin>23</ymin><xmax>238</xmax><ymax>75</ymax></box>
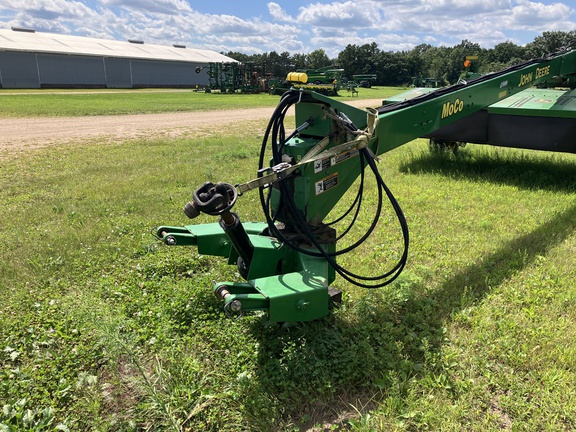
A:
<box><xmin>0</xmin><ymin>86</ymin><xmax>404</xmax><ymax>118</ymax></box>
<box><xmin>2</xmin><ymin>109</ymin><xmax>576</xmax><ymax>430</ymax></box>
<box><xmin>0</xmin><ymin>90</ymin><xmax>277</xmax><ymax>117</ymax></box>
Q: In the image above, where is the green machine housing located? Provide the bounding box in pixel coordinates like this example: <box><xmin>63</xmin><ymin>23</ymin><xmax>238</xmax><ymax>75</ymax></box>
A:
<box><xmin>387</xmin><ymin>57</ymin><xmax>576</xmax><ymax>153</ymax></box>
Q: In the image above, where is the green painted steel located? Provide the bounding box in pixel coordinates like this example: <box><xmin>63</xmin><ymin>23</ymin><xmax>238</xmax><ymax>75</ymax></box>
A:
<box><xmin>158</xmin><ymin>220</ymin><xmax>335</xmax><ymax>321</ymax></box>
<box><xmin>212</xmin><ymin>249</ymin><xmax>333</xmax><ymax>322</ymax></box>
<box><xmin>382</xmin><ymin>87</ymin><xmax>436</xmax><ymax>105</ymax></box>
<box><xmin>370</xmin><ymin>49</ymin><xmax>576</xmax><ymax>156</ymax></box>
<box><xmin>488</xmin><ymin>88</ymin><xmax>576</xmax><ymax>117</ymax></box>
<box><xmin>267</xmin><ymin>49</ymin><xmax>576</xmax><ymax>228</ymax></box>
<box><xmin>157</xmin><ymin>48</ymin><xmax>576</xmax><ymax>322</ymax></box>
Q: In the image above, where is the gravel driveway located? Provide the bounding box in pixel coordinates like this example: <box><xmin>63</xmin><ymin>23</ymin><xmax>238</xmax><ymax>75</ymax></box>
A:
<box><xmin>0</xmin><ymin>98</ymin><xmax>384</xmax><ymax>156</ymax></box>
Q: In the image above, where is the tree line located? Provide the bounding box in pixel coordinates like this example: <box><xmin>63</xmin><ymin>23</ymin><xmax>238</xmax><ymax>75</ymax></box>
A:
<box><xmin>224</xmin><ymin>30</ymin><xmax>576</xmax><ymax>86</ymax></box>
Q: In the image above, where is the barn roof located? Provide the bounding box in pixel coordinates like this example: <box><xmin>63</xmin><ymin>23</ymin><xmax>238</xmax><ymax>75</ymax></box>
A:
<box><xmin>0</xmin><ymin>28</ymin><xmax>236</xmax><ymax>63</ymax></box>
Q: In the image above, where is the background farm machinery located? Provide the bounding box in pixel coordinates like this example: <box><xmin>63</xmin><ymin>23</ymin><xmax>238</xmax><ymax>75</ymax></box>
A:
<box><xmin>270</xmin><ymin>66</ymin><xmax>345</xmax><ymax>96</ymax></box>
<box><xmin>199</xmin><ymin>62</ymin><xmax>345</xmax><ymax>96</ymax></box>
<box><xmin>201</xmin><ymin>62</ymin><xmax>271</xmax><ymax>93</ymax></box>
<box><xmin>298</xmin><ymin>66</ymin><xmax>345</xmax><ymax>85</ymax></box>
<box><xmin>351</xmin><ymin>74</ymin><xmax>378</xmax><ymax>88</ymax></box>
<box><xmin>159</xmin><ymin>46</ymin><xmax>576</xmax><ymax>322</ymax></box>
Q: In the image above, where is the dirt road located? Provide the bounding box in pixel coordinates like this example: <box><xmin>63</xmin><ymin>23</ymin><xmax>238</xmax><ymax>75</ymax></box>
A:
<box><xmin>0</xmin><ymin>98</ymin><xmax>384</xmax><ymax>155</ymax></box>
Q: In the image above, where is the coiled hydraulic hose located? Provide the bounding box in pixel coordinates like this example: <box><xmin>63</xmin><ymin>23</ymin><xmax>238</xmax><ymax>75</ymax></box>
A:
<box><xmin>258</xmin><ymin>90</ymin><xmax>409</xmax><ymax>288</ymax></box>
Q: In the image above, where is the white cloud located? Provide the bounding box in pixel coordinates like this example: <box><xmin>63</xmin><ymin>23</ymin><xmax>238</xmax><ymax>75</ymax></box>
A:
<box><xmin>0</xmin><ymin>0</ymin><xmax>575</xmax><ymax>56</ymax></box>
<box><xmin>296</xmin><ymin>1</ymin><xmax>385</xmax><ymax>28</ymax></box>
<box><xmin>267</xmin><ymin>2</ymin><xmax>296</xmax><ymax>23</ymax></box>
<box><xmin>98</xmin><ymin>0</ymin><xmax>192</xmax><ymax>15</ymax></box>
<box><xmin>510</xmin><ymin>0</ymin><xmax>572</xmax><ymax>26</ymax></box>
<box><xmin>3</xmin><ymin>0</ymin><xmax>98</xmax><ymax>20</ymax></box>
<box><xmin>368</xmin><ymin>0</ymin><xmax>576</xmax><ymax>48</ymax></box>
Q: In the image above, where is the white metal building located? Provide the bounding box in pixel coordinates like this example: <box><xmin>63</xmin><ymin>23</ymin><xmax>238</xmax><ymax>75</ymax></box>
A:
<box><xmin>0</xmin><ymin>27</ymin><xmax>236</xmax><ymax>88</ymax></box>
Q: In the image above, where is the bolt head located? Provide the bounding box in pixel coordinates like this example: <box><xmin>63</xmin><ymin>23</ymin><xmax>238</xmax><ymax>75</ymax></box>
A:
<box><xmin>229</xmin><ymin>299</ymin><xmax>242</xmax><ymax>312</ymax></box>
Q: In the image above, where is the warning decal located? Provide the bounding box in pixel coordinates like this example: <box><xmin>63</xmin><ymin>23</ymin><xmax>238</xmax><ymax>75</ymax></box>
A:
<box><xmin>315</xmin><ymin>173</ymin><xmax>339</xmax><ymax>195</ymax></box>
<box><xmin>314</xmin><ymin>157</ymin><xmax>331</xmax><ymax>173</ymax></box>
<box><xmin>314</xmin><ymin>149</ymin><xmax>359</xmax><ymax>174</ymax></box>
<box><xmin>331</xmin><ymin>149</ymin><xmax>358</xmax><ymax>167</ymax></box>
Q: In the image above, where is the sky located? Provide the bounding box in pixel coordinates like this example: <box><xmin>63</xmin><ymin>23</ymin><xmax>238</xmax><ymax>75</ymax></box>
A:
<box><xmin>1</xmin><ymin>0</ymin><xmax>575</xmax><ymax>58</ymax></box>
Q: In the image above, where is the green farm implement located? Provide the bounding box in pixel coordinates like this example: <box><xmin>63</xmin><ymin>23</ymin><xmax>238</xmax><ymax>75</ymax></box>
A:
<box><xmin>352</xmin><ymin>74</ymin><xmax>377</xmax><ymax>87</ymax></box>
<box><xmin>204</xmin><ymin>62</ymin><xmax>270</xmax><ymax>93</ymax></box>
<box><xmin>157</xmin><ymin>46</ymin><xmax>576</xmax><ymax>322</ymax></box>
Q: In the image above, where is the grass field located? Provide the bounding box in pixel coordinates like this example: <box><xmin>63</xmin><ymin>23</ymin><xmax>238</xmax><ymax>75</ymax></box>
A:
<box><xmin>0</xmin><ymin>86</ymin><xmax>403</xmax><ymax>117</ymax></box>
<box><xmin>1</xmin><ymin>89</ymin><xmax>576</xmax><ymax>431</ymax></box>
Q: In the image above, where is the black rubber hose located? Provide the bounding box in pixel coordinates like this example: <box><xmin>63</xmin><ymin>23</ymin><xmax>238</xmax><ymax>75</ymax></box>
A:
<box><xmin>258</xmin><ymin>91</ymin><xmax>409</xmax><ymax>288</ymax></box>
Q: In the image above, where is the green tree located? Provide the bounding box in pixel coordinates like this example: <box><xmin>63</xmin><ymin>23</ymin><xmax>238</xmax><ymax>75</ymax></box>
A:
<box><xmin>406</xmin><ymin>44</ymin><xmax>433</xmax><ymax>85</ymax></box>
<box><xmin>374</xmin><ymin>51</ymin><xmax>415</xmax><ymax>86</ymax></box>
<box><xmin>419</xmin><ymin>45</ymin><xmax>450</xmax><ymax>85</ymax></box>
<box><xmin>337</xmin><ymin>42</ymin><xmax>380</xmax><ymax>80</ymax></box>
<box><xmin>224</xmin><ymin>51</ymin><xmax>251</xmax><ymax>63</ymax></box>
<box><xmin>526</xmin><ymin>30</ymin><xmax>576</xmax><ymax>57</ymax></box>
<box><xmin>489</xmin><ymin>41</ymin><xmax>527</xmax><ymax>63</ymax></box>
<box><xmin>262</xmin><ymin>51</ymin><xmax>294</xmax><ymax>78</ymax></box>
<box><xmin>482</xmin><ymin>41</ymin><xmax>528</xmax><ymax>73</ymax></box>
<box><xmin>307</xmin><ymin>49</ymin><xmax>331</xmax><ymax>69</ymax></box>
<box><xmin>291</xmin><ymin>53</ymin><xmax>307</xmax><ymax>71</ymax></box>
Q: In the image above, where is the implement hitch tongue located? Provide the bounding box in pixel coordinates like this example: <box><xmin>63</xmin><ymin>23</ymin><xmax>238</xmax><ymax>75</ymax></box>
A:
<box><xmin>156</xmin><ymin>176</ymin><xmax>336</xmax><ymax>323</ymax></box>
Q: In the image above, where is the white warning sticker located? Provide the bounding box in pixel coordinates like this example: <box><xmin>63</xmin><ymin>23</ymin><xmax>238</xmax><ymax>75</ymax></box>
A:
<box><xmin>314</xmin><ymin>157</ymin><xmax>331</xmax><ymax>173</ymax></box>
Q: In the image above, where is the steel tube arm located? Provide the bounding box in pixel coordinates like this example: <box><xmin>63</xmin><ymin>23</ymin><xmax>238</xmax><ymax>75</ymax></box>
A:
<box><xmin>371</xmin><ymin>48</ymin><xmax>576</xmax><ymax>156</ymax></box>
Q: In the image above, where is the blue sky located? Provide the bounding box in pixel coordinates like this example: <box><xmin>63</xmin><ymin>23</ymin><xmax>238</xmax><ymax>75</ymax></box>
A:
<box><xmin>1</xmin><ymin>1</ymin><xmax>575</xmax><ymax>57</ymax></box>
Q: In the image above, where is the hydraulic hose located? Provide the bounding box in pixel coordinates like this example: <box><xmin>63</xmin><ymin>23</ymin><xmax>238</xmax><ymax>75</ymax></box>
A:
<box><xmin>259</xmin><ymin>90</ymin><xmax>409</xmax><ymax>288</ymax></box>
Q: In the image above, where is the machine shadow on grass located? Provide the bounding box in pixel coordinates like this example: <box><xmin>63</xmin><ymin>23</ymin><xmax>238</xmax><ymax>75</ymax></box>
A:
<box><xmin>150</xmin><ymin>148</ymin><xmax>576</xmax><ymax>430</ymax></box>
<box><xmin>235</xmin><ymin>149</ymin><xmax>576</xmax><ymax>429</ymax></box>
<box><xmin>399</xmin><ymin>147</ymin><xmax>576</xmax><ymax>192</ymax></box>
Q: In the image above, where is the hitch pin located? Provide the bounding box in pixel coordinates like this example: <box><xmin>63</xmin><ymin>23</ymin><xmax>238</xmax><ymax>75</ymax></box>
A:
<box><xmin>215</xmin><ymin>285</ymin><xmax>242</xmax><ymax>314</ymax></box>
